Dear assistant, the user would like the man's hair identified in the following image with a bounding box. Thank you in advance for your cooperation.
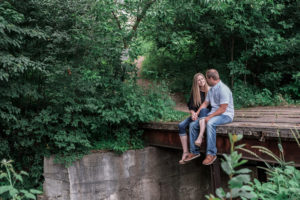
[206,69,220,80]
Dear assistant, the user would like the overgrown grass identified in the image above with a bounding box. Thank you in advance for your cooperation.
[207,131,300,200]
[233,81,298,109]
[156,109,189,122]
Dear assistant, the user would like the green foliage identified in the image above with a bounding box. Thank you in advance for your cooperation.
[206,134,257,200]
[140,0,300,103]
[141,44,197,93]
[233,81,296,108]
[252,165,300,200]
[0,159,42,200]
[280,72,300,99]
[1,0,299,193]
[207,132,300,200]
[0,0,174,189]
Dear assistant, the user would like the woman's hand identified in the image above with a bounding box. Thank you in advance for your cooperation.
[191,111,197,121]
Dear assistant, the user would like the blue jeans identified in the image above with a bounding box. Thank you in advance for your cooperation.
[178,108,210,154]
[206,115,233,156]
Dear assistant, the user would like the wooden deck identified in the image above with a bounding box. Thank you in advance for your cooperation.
[143,106,300,166]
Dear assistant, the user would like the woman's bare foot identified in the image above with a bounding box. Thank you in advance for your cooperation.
[179,152,189,164]
[195,137,203,147]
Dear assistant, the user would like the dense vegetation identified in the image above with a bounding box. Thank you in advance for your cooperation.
[140,0,300,108]
[207,133,300,200]
[0,0,299,195]
[0,0,179,191]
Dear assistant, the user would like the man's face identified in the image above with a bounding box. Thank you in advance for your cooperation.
[206,76,214,86]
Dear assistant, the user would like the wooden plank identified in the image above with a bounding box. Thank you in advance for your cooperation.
[235,113,300,116]
[142,121,178,131]
[233,118,300,123]
[235,110,300,113]
[143,122,300,139]
[219,121,300,128]
[236,106,300,110]
[217,122,300,139]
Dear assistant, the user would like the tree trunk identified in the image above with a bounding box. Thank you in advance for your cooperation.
[231,37,234,88]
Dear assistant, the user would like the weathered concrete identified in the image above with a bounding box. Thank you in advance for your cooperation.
[43,147,212,200]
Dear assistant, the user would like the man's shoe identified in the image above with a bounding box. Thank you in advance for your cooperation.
[184,153,200,162]
[202,155,217,165]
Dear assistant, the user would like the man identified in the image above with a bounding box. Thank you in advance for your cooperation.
[198,69,234,165]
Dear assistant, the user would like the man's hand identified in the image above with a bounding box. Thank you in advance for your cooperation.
[205,116,212,123]
[204,104,228,123]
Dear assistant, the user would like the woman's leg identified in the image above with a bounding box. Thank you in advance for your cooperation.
[179,135,189,160]
[178,117,192,163]
[195,119,205,146]
[195,108,210,147]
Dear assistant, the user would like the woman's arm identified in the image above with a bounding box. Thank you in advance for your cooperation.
[196,101,209,116]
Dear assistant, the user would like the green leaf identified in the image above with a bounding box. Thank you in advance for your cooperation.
[235,168,252,174]
[25,192,37,199]
[9,188,18,197]
[0,185,11,195]
[229,174,250,188]
[221,160,233,175]
[216,187,226,198]
[30,189,43,194]
[237,134,243,142]
[14,174,23,182]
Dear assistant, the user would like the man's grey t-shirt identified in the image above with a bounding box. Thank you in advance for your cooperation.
[205,81,234,120]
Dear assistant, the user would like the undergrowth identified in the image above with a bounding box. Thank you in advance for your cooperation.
[207,130,300,200]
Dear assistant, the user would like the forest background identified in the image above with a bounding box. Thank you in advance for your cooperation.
[0,0,299,192]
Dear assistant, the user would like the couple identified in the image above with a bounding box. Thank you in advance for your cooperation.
[178,69,234,165]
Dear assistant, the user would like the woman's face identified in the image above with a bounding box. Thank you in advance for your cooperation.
[197,75,206,87]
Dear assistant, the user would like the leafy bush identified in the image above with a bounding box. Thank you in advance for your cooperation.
[141,41,201,94]
[0,159,42,200]
[233,81,296,108]
[206,133,300,200]
[206,134,257,200]
[0,0,179,189]
[252,165,300,200]
[280,72,300,99]
[140,0,300,102]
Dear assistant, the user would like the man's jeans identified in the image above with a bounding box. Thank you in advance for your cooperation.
[206,115,232,156]
[178,108,210,155]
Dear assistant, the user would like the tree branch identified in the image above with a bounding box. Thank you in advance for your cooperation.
[112,11,128,48]
[111,11,122,31]
[112,0,156,49]
[127,0,156,42]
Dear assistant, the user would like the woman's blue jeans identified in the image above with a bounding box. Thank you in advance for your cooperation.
[178,108,210,155]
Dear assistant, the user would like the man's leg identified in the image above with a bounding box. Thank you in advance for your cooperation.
[189,119,200,154]
[203,115,232,165]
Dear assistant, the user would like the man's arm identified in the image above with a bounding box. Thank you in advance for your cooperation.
[196,101,209,116]
[205,104,228,123]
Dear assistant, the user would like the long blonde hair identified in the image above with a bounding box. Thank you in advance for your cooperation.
[191,73,209,107]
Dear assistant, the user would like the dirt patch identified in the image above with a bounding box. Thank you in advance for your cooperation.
[135,56,188,113]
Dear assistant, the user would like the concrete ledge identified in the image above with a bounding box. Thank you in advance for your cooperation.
[43,147,212,200]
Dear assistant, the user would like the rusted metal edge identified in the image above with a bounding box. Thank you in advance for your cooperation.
[141,122,300,139]
[143,131,300,167]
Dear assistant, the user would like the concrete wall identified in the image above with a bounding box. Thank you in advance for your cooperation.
[43,147,212,200]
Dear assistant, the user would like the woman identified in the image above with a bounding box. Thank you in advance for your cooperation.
[178,73,210,164]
